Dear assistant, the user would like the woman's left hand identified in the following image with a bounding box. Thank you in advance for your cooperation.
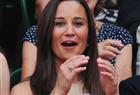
[97,57,118,95]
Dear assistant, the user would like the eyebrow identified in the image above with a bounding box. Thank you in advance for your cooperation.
[55,17,87,22]
[74,17,87,22]
[55,17,64,20]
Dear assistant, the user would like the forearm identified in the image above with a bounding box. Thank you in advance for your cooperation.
[22,41,37,80]
[115,44,132,80]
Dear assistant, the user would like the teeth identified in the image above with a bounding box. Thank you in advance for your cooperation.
[66,42,73,43]
[62,42,77,46]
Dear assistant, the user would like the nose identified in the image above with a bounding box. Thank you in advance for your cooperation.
[65,24,75,37]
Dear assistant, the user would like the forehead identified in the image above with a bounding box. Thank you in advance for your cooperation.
[56,1,87,18]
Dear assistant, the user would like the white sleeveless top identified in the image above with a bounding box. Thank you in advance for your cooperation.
[67,81,90,95]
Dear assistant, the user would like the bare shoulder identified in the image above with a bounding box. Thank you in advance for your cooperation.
[11,81,32,95]
[0,52,10,95]
[0,52,7,63]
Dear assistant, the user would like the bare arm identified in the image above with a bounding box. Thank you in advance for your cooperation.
[21,41,37,80]
[11,81,32,95]
[115,44,132,83]
[0,52,10,95]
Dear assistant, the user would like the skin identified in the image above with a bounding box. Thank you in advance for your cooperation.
[35,0,50,20]
[0,52,10,95]
[21,0,49,80]
[86,0,132,83]
[51,2,89,94]
[98,39,124,60]
[11,1,118,95]
[22,0,131,84]
[21,42,37,80]
[52,1,88,61]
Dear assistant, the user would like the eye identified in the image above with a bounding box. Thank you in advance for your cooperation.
[54,21,65,27]
[73,21,83,27]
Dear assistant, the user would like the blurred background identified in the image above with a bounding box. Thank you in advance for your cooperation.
[0,0,35,70]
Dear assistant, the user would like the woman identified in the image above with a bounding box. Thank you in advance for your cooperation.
[86,0,132,82]
[0,47,10,95]
[22,0,132,83]
[21,0,49,80]
[11,0,118,95]
[22,0,126,80]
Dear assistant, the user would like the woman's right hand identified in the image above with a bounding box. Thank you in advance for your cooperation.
[51,55,89,95]
[98,39,124,60]
[97,57,119,95]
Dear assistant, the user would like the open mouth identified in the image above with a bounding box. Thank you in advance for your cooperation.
[61,41,78,47]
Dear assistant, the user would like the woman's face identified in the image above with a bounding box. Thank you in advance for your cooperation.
[52,1,88,62]
[85,0,98,13]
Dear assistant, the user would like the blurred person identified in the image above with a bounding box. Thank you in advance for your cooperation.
[11,0,118,95]
[21,0,50,80]
[136,25,140,75]
[117,0,140,75]
[0,47,10,95]
[119,75,140,95]
[86,0,132,83]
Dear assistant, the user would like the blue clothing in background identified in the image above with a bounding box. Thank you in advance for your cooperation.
[23,25,37,45]
[23,23,133,64]
[97,23,132,64]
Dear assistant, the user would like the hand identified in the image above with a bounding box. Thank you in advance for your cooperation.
[98,39,124,60]
[97,57,118,95]
[52,55,89,95]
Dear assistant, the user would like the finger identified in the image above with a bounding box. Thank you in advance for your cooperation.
[104,45,121,55]
[64,55,86,64]
[100,71,114,80]
[71,67,86,75]
[63,55,89,66]
[98,63,115,74]
[97,57,110,65]
[69,56,89,69]
[61,65,87,81]
[65,66,87,81]
[101,50,117,58]
[103,39,124,48]
[62,56,89,71]
[61,55,87,70]
[97,58,115,73]
[60,56,89,78]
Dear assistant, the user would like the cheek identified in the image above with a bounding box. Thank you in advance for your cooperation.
[78,28,88,44]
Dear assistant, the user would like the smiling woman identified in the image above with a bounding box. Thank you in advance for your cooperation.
[11,0,118,95]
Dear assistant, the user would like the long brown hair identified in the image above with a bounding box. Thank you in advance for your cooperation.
[30,0,104,95]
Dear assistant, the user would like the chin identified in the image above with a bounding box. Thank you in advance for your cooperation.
[63,52,82,59]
